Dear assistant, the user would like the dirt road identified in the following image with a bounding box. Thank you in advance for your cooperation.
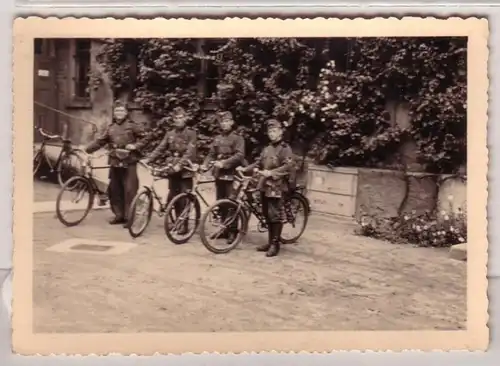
[33,202,466,333]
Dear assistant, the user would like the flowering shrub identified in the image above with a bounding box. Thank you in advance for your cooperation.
[357,196,467,247]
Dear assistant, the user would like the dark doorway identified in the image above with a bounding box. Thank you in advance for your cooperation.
[33,39,59,143]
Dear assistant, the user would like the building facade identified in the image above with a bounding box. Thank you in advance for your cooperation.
[33,38,227,145]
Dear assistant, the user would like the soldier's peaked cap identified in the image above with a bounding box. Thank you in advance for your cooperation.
[266,119,283,129]
[113,100,128,109]
[218,111,234,122]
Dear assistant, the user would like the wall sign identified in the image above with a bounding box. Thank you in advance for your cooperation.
[38,69,50,77]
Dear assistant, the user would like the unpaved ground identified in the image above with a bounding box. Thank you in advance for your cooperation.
[33,199,466,333]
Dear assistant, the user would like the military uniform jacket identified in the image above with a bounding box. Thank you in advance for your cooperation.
[85,118,147,168]
[203,131,245,181]
[149,127,197,178]
[245,141,294,198]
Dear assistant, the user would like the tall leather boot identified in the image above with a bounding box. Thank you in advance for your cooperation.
[266,222,282,257]
[256,223,272,252]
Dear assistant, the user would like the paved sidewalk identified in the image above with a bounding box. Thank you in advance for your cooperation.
[33,207,466,333]
[34,179,61,202]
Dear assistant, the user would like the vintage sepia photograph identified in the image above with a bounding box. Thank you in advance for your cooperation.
[13,18,488,354]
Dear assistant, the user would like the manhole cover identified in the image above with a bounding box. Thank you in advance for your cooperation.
[46,239,138,255]
[71,244,113,252]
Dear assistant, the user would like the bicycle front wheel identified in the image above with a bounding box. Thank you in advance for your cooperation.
[164,192,201,245]
[199,199,248,254]
[56,176,94,227]
[127,188,154,238]
[57,150,85,188]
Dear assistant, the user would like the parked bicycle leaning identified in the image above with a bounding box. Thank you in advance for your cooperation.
[84,100,148,227]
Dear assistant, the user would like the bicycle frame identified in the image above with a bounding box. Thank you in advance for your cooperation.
[80,151,112,198]
[228,169,294,231]
[191,168,215,208]
[148,175,170,215]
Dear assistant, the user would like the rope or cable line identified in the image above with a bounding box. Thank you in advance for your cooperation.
[34,100,98,132]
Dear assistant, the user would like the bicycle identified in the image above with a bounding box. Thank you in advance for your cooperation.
[55,150,116,227]
[126,161,175,238]
[199,168,311,254]
[162,160,216,244]
[33,126,86,187]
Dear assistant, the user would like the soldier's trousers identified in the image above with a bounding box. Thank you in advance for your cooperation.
[261,194,285,224]
[166,177,194,222]
[215,179,236,234]
[108,165,139,221]
[261,194,285,246]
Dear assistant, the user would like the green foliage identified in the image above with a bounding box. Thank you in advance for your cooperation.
[95,37,466,173]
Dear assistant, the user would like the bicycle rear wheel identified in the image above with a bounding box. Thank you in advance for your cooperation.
[57,150,85,188]
[56,176,94,227]
[280,192,310,244]
[127,188,154,238]
[199,199,248,254]
[33,150,43,177]
[164,192,201,244]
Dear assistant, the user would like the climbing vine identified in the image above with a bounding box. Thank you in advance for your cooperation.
[95,37,466,173]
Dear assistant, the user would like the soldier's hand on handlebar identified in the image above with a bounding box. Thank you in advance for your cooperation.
[260,169,271,177]
[214,161,223,169]
[125,144,137,151]
[173,164,182,172]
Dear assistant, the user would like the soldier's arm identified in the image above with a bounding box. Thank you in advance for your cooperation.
[147,131,169,161]
[85,127,110,154]
[202,138,217,167]
[220,135,245,169]
[270,145,294,175]
[242,150,263,173]
[180,129,197,166]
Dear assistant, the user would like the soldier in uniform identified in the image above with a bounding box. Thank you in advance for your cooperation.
[201,111,245,244]
[143,106,197,237]
[85,101,147,226]
[237,119,294,257]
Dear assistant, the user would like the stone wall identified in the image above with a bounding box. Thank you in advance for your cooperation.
[306,164,466,222]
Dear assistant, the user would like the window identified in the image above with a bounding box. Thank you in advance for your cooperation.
[205,57,222,98]
[73,39,91,100]
[198,39,226,99]
[127,51,140,98]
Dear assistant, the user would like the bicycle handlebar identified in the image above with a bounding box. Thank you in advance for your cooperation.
[139,159,201,175]
[235,168,288,181]
[36,126,61,140]
[139,160,171,174]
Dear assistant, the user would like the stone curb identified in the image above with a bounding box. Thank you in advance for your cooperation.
[34,200,110,214]
[449,243,467,261]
